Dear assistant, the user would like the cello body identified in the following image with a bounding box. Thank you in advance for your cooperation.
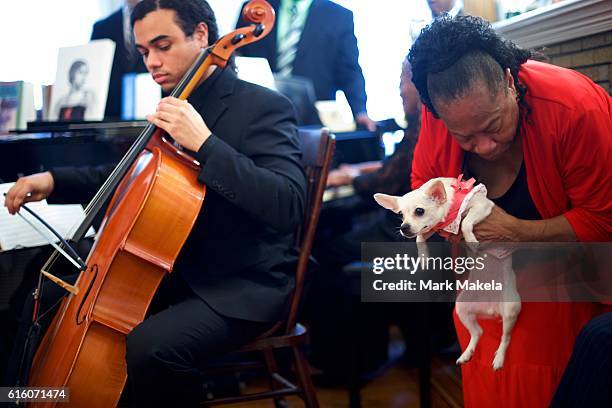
[28,135,205,407]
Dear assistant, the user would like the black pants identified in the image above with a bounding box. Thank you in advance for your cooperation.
[5,271,271,407]
[551,312,612,407]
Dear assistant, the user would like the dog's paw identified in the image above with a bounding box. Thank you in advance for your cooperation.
[416,241,429,259]
[456,350,473,365]
[492,351,505,371]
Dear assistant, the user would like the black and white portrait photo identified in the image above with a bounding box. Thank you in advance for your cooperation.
[49,40,115,121]
[51,60,98,121]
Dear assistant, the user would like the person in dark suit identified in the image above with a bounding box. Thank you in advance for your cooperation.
[91,0,147,119]
[4,1,306,406]
[235,0,376,131]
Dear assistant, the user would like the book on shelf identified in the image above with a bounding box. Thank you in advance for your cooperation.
[49,39,115,122]
[0,183,95,252]
[0,81,36,134]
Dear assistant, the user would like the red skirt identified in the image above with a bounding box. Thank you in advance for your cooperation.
[454,302,601,408]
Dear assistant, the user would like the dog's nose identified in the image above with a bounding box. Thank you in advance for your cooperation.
[400,223,411,236]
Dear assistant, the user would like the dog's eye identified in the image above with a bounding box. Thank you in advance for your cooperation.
[414,208,425,216]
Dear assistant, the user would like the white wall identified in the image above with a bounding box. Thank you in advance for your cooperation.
[339,0,431,120]
[0,1,102,85]
[208,0,245,35]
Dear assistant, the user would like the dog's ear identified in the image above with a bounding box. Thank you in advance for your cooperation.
[426,181,447,205]
[373,193,401,213]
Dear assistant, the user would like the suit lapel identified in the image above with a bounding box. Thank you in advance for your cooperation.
[294,0,323,69]
[193,67,237,131]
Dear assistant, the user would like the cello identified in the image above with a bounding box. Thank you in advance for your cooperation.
[26,2,275,406]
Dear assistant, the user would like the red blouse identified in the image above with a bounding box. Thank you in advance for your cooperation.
[412,60,611,241]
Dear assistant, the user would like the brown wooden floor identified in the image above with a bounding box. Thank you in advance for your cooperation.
[219,355,463,408]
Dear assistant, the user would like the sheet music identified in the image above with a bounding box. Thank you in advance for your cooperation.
[0,183,95,251]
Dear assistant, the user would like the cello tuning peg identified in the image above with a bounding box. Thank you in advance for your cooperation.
[253,24,265,37]
[231,33,246,45]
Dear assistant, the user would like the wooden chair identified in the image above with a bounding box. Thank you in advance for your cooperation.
[201,128,335,407]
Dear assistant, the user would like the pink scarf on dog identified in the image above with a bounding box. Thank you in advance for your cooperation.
[432,174,485,237]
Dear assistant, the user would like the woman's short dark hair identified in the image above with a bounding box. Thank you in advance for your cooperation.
[408,15,531,118]
[131,0,220,44]
[68,60,88,85]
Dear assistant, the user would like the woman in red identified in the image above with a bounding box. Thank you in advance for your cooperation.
[408,16,611,407]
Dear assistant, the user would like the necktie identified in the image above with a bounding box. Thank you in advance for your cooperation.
[276,2,301,76]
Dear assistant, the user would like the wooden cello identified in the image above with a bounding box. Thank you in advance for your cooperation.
[27,2,275,406]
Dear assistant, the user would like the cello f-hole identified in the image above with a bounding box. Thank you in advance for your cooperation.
[76,264,98,325]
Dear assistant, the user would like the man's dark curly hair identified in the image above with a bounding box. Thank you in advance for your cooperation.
[131,0,220,44]
[408,15,531,118]
[130,0,239,71]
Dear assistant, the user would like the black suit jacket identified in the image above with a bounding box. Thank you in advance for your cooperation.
[91,9,147,119]
[236,0,367,117]
[50,67,307,323]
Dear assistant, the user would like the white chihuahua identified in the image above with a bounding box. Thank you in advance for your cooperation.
[374,175,521,370]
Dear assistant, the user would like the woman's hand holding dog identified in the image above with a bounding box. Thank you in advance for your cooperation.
[472,205,520,241]
[451,205,576,242]
[447,205,520,243]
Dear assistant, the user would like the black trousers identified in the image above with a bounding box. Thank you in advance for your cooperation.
[5,271,271,408]
[551,311,612,407]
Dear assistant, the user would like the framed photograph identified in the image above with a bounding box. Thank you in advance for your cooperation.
[49,39,115,121]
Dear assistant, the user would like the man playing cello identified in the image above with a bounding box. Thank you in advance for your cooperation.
[4,1,306,406]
